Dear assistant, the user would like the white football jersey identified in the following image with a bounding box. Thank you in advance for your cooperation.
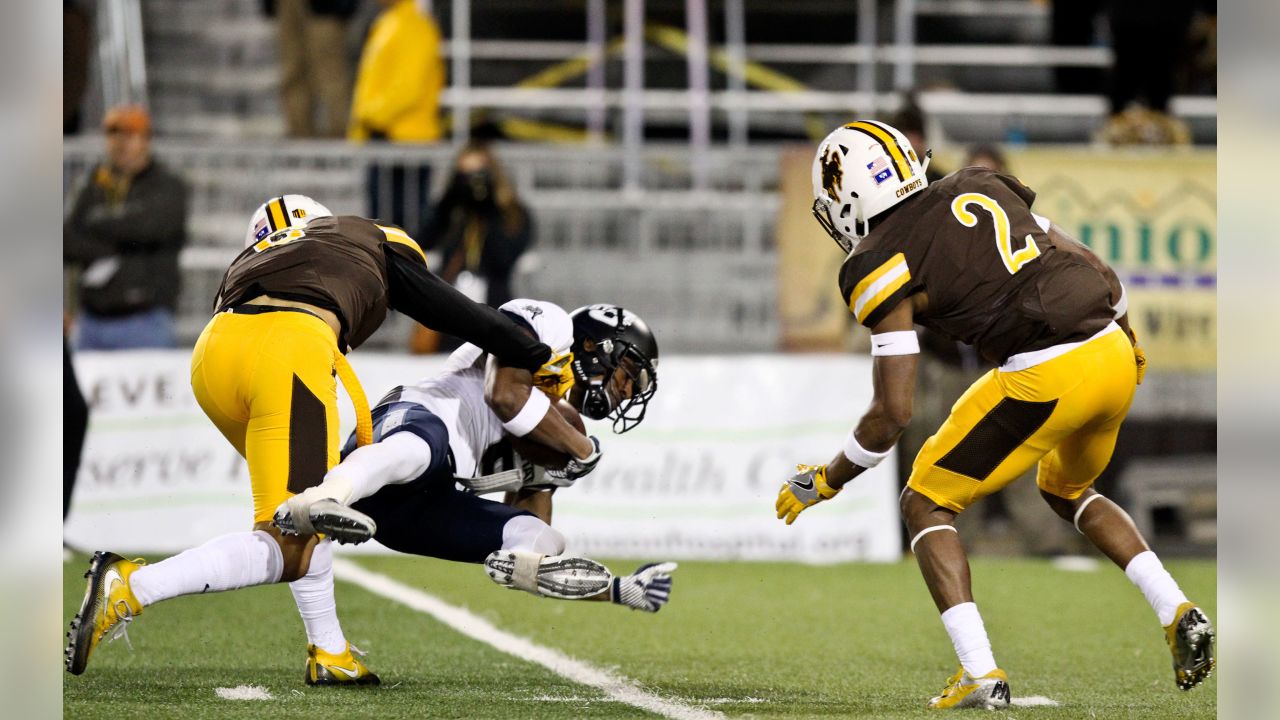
[397,299,573,477]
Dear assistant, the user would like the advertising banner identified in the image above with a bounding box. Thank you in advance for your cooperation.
[65,351,901,563]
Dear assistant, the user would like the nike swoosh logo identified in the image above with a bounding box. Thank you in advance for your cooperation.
[328,664,361,679]
[792,478,814,491]
[103,567,123,592]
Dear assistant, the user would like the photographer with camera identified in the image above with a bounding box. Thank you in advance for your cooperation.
[411,142,533,353]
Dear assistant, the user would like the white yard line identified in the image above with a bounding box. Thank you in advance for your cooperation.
[214,685,273,700]
[333,558,724,720]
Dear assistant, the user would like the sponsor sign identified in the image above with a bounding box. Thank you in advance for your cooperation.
[65,351,900,563]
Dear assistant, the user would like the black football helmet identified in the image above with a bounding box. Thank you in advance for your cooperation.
[569,304,659,434]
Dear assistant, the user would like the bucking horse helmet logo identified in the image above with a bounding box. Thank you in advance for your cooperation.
[820,146,843,198]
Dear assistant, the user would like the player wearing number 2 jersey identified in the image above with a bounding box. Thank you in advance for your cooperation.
[67,195,560,686]
[775,122,1213,709]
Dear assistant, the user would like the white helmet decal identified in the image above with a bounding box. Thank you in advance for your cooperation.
[244,194,333,248]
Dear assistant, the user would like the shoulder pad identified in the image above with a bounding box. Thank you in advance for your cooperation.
[839,248,914,328]
[375,222,427,264]
[953,167,1037,208]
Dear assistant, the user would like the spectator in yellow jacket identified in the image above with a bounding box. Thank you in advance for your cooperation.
[348,0,444,142]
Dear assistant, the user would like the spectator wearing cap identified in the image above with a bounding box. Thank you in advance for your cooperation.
[64,106,190,350]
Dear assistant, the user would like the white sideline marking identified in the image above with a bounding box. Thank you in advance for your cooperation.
[215,685,273,701]
[333,558,723,720]
[1012,696,1060,707]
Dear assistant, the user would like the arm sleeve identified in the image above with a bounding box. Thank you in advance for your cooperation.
[385,246,552,372]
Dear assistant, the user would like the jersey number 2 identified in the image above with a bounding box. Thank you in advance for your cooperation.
[950,193,1041,275]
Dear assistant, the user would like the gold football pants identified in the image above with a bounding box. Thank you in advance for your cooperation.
[907,328,1137,513]
[191,307,367,524]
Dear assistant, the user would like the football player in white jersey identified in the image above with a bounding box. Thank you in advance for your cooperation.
[273,300,671,674]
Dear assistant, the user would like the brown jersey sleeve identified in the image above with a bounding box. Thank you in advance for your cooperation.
[838,248,919,329]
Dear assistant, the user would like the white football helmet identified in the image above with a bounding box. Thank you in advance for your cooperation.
[811,120,931,253]
[244,194,333,247]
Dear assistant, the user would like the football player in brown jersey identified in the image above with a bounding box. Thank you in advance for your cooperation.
[66,195,593,685]
[776,122,1213,708]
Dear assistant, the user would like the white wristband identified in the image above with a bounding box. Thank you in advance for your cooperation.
[843,429,893,468]
[870,330,920,357]
[501,389,551,437]
[1112,284,1128,319]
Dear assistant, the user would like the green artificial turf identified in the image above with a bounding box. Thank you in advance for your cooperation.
[64,553,1216,719]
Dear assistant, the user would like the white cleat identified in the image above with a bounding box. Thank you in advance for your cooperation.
[484,550,613,599]
[273,496,376,545]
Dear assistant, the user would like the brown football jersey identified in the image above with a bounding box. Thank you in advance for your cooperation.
[838,167,1114,365]
[215,215,427,350]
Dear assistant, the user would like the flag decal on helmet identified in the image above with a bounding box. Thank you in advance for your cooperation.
[843,121,911,182]
[820,147,843,198]
[867,156,893,186]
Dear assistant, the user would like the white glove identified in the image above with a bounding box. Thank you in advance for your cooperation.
[610,562,677,613]
[541,436,603,487]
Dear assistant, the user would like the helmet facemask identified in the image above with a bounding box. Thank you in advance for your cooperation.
[574,340,658,434]
[605,346,657,434]
[812,195,857,254]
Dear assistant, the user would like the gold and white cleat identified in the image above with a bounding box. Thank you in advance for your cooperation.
[1165,602,1214,690]
[65,551,145,675]
[305,643,381,686]
[927,667,1011,710]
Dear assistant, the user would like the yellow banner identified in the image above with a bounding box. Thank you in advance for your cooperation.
[777,147,1217,370]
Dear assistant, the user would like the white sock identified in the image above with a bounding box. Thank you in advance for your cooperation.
[318,431,433,505]
[501,515,566,555]
[1124,550,1189,626]
[289,539,347,654]
[940,602,998,677]
[130,530,283,607]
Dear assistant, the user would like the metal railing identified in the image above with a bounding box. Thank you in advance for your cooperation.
[63,138,782,353]
[96,0,149,109]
